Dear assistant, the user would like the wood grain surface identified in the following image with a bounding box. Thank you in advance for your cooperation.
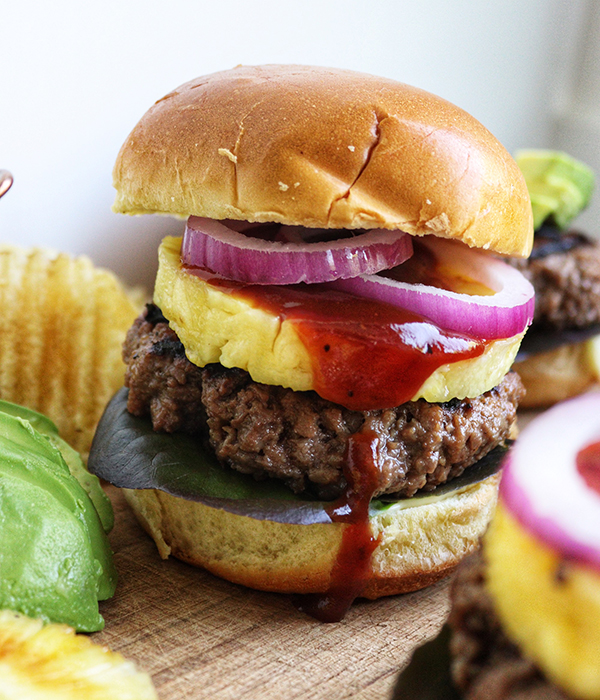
[95,486,451,700]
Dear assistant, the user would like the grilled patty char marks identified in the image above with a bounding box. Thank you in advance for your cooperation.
[123,305,523,500]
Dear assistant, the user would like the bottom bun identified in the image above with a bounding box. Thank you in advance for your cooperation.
[513,338,600,409]
[123,473,500,599]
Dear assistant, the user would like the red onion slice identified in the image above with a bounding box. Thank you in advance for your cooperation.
[182,217,413,285]
[501,392,600,570]
[328,237,535,339]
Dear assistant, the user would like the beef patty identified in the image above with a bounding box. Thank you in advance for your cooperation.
[509,230,600,330]
[448,552,569,700]
[123,305,523,500]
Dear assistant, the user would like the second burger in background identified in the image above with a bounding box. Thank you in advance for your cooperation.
[90,65,534,620]
[512,150,600,407]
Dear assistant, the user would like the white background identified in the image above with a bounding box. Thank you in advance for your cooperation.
[0,0,598,288]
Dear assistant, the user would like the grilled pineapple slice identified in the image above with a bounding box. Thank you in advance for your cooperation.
[485,504,600,700]
[155,236,523,403]
[0,610,157,699]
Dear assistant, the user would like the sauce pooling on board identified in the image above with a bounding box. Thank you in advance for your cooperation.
[577,440,600,497]
[293,431,381,622]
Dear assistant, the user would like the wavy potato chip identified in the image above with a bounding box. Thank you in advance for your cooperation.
[0,609,157,699]
[0,245,143,456]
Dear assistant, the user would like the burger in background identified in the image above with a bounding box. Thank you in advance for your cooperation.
[393,393,600,699]
[511,150,600,407]
[89,65,534,620]
[449,393,600,699]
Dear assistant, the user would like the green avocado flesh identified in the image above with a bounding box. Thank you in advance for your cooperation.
[0,402,117,632]
[0,400,114,532]
[516,149,595,230]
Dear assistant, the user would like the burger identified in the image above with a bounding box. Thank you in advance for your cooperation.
[510,150,600,407]
[447,392,600,699]
[393,393,600,698]
[89,65,534,620]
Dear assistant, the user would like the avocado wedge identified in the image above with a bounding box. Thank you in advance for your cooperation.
[0,400,113,532]
[516,149,595,230]
[0,405,117,631]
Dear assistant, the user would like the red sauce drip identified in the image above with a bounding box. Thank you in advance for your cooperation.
[576,440,600,497]
[293,431,382,622]
[227,282,485,411]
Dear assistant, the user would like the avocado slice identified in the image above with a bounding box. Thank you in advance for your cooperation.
[48,436,115,534]
[0,400,114,533]
[515,149,595,230]
[0,400,58,435]
[0,410,118,630]
[0,417,117,601]
[0,474,106,632]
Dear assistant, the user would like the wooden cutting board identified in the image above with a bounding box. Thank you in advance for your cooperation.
[95,486,450,699]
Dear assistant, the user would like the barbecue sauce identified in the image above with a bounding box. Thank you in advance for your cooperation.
[293,431,381,622]
[577,440,600,497]
[231,282,485,411]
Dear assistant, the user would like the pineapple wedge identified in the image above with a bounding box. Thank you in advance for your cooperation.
[0,609,157,700]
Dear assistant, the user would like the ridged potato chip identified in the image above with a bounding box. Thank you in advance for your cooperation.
[0,245,143,456]
[0,609,157,699]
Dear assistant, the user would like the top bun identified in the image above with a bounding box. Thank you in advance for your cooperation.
[113,65,533,257]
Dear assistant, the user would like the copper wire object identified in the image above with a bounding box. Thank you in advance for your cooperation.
[0,170,13,199]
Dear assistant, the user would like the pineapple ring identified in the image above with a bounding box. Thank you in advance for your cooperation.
[154,236,524,404]
[0,609,157,699]
[586,333,600,380]
[485,503,600,700]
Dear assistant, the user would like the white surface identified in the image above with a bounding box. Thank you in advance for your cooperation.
[0,0,585,288]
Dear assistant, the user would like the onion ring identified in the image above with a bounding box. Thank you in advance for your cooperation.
[182,217,413,285]
[501,392,600,569]
[328,237,535,339]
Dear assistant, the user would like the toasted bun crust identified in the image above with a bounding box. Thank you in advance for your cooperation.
[123,473,500,599]
[113,65,533,257]
[514,340,600,408]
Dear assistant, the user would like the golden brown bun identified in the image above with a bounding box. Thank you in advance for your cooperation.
[113,65,533,257]
[123,472,500,599]
[514,340,600,408]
